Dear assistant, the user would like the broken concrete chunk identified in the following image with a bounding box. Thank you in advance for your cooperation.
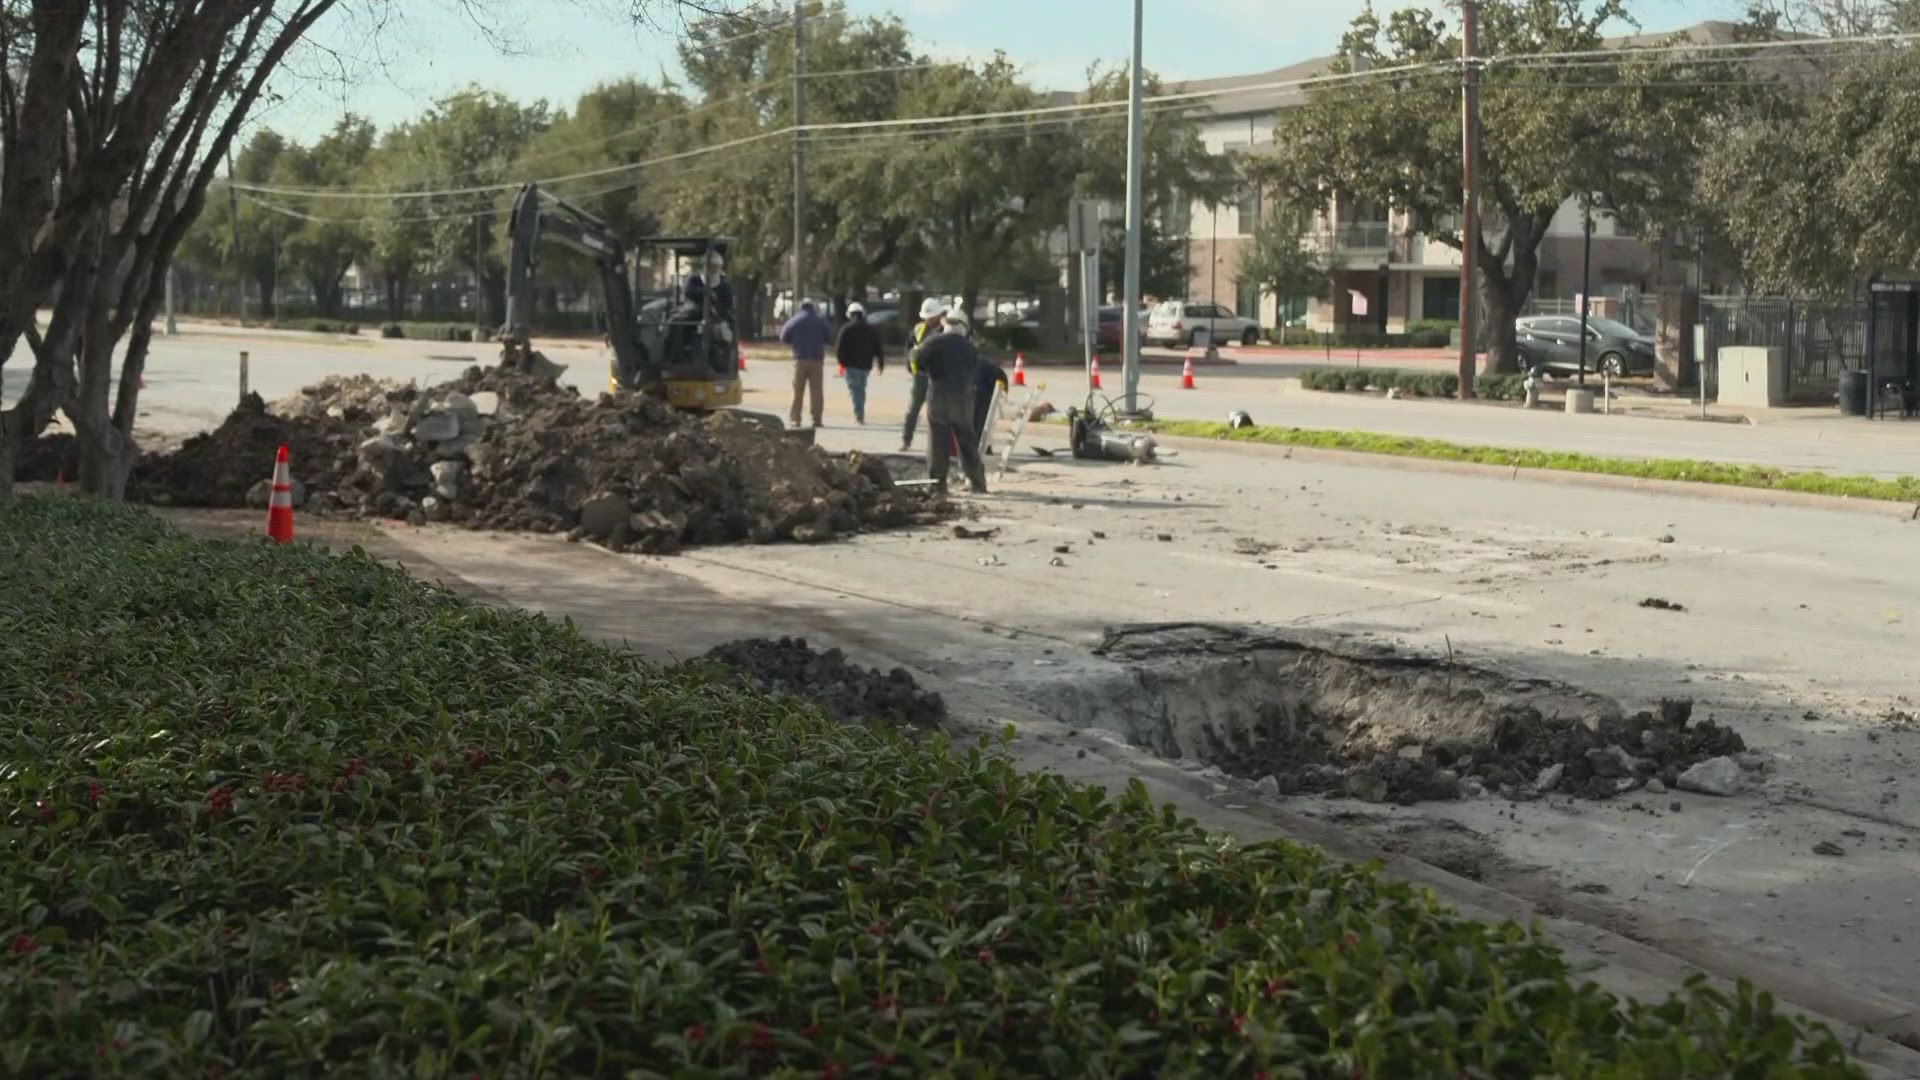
[1675,755,1745,796]
[1646,777,1668,794]
[429,460,466,500]
[468,391,501,417]
[1534,762,1566,793]
[1586,744,1643,779]
[1252,775,1281,798]
[1813,840,1846,857]
[412,410,461,442]
[1734,750,1777,774]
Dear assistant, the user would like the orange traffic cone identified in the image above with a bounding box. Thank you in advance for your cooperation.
[738,348,748,372]
[1089,355,1103,390]
[1012,353,1026,386]
[1181,354,1197,390]
[836,362,846,378]
[265,444,294,544]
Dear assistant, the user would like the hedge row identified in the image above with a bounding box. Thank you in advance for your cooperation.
[1300,366,1529,401]
[0,498,1862,1077]
[1269,328,1453,349]
[379,321,491,342]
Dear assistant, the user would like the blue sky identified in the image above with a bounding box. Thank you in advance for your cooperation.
[259,0,1747,141]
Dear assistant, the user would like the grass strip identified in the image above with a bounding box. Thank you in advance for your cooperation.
[1149,419,1920,503]
[0,497,1864,1077]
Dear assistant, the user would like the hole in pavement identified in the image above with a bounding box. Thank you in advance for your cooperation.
[1026,624,1750,804]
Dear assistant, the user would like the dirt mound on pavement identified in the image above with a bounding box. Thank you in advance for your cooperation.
[691,637,947,729]
[270,374,411,423]
[131,393,356,508]
[140,363,941,551]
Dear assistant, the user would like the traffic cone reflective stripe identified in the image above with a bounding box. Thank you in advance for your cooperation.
[1012,353,1026,386]
[1181,354,1196,390]
[1089,355,1103,390]
[265,444,294,544]
[738,348,748,371]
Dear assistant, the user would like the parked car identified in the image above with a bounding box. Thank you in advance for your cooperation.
[1146,300,1261,347]
[1514,314,1656,376]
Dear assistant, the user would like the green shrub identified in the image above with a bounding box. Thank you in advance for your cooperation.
[278,319,357,335]
[979,324,1040,352]
[1476,373,1529,401]
[380,322,404,339]
[392,322,486,343]
[1406,318,1458,338]
[0,499,1864,1078]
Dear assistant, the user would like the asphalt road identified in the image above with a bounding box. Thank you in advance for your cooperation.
[12,322,1920,479]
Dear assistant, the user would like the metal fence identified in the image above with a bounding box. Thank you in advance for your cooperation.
[1521,295,1656,334]
[1698,295,1866,404]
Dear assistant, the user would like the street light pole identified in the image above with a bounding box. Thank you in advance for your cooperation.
[792,0,807,311]
[1578,196,1593,386]
[1120,0,1146,414]
[1456,0,1480,398]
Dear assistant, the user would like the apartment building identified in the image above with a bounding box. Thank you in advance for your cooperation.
[1179,22,1735,334]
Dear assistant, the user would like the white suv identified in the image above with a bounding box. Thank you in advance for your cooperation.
[1146,301,1261,347]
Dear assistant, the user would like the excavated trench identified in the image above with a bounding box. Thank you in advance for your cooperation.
[1024,624,1747,804]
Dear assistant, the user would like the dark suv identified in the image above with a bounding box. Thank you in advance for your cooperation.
[1515,314,1656,376]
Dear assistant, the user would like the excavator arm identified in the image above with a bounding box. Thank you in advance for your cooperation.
[501,182,648,384]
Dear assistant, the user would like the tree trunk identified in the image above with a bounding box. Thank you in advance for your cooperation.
[252,264,277,319]
[960,287,981,330]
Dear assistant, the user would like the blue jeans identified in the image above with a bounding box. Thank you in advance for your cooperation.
[844,366,871,422]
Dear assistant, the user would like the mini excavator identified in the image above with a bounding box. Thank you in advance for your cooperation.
[499,182,780,424]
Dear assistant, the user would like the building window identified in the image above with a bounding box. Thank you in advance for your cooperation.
[1421,275,1461,321]
[1236,188,1261,236]
[1235,278,1261,321]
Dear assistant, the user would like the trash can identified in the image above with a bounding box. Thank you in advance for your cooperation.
[1839,369,1870,416]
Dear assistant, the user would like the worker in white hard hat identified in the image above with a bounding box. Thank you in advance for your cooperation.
[912,311,988,494]
[834,301,885,424]
[901,296,948,450]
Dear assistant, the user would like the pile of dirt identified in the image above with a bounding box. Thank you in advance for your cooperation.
[138,363,940,551]
[691,637,946,729]
[1046,624,1751,805]
[131,393,358,509]
[269,374,411,423]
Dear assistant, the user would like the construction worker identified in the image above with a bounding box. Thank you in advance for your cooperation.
[900,297,945,451]
[779,300,831,428]
[835,302,885,424]
[913,315,988,494]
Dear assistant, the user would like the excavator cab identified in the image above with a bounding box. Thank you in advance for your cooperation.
[626,236,741,408]
[499,183,744,411]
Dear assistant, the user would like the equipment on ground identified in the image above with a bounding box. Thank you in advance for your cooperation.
[1067,395,1158,463]
[501,182,764,418]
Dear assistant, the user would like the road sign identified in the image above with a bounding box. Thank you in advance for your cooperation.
[1067,200,1101,253]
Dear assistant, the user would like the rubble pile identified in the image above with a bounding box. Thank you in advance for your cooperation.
[139,364,938,552]
[691,637,947,730]
[269,374,411,423]
[131,394,357,509]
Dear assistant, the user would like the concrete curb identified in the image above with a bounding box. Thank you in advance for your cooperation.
[1150,431,1920,520]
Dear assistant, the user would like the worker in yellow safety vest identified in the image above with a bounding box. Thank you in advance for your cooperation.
[900,297,946,450]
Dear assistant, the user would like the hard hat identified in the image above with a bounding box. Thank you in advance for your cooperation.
[918,297,950,319]
[847,302,866,316]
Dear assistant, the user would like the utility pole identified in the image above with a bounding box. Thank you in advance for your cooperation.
[1456,0,1480,399]
[791,0,807,312]
[1578,197,1593,386]
[1120,0,1146,414]
[473,214,485,340]
[226,146,246,322]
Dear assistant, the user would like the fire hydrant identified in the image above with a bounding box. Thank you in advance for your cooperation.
[1523,365,1544,409]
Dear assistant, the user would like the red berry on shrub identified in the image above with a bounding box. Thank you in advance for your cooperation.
[800,1023,822,1039]
[35,801,53,823]
[10,933,39,956]
[685,1024,706,1045]
[976,947,994,964]
[86,782,101,807]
